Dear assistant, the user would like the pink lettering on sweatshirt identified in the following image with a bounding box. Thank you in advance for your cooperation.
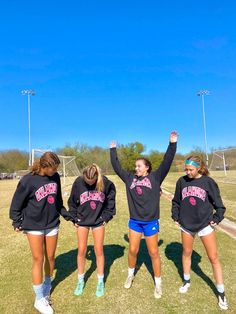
[182,186,206,201]
[35,183,58,201]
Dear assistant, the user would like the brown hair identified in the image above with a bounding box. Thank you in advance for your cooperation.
[185,155,209,176]
[136,157,152,173]
[83,163,104,192]
[31,152,60,175]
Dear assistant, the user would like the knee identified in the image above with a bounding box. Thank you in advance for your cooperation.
[129,246,138,257]
[183,249,192,258]
[46,254,55,264]
[32,255,44,265]
[94,247,104,258]
[209,254,219,265]
[148,249,159,259]
[78,247,87,258]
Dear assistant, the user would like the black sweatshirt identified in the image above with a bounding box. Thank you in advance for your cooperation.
[171,175,226,232]
[9,172,72,230]
[110,142,176,221]
[67,176,116,227]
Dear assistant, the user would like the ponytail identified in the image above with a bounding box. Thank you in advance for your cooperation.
[185,156,209,176]
[83,163,104,192]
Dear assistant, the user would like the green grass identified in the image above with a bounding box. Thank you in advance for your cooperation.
[162,171,236,223]
[0,176,236,313]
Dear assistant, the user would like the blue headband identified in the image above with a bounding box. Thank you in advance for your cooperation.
[185,160,200,167]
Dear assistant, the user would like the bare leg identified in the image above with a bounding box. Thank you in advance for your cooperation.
[92,225,105,276]
[128,229,142,268]
[77,227,89,274]
[44,235,58,277]
[181,231,194,276]
[27,234,45,285]
[200,231,223,285]
[145,233,160,277]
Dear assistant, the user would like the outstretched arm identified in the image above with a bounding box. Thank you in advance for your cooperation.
[153,131,178,183]
[110,141,130,182]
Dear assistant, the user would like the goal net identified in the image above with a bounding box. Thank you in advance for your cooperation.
[32,149,81,194]
[209,148,236,183]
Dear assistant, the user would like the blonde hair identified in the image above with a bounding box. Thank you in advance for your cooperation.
[31,152,60,175]
[185,156,209,176]
[83,163,104,192]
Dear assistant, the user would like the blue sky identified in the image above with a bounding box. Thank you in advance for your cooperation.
[0,0,235,154]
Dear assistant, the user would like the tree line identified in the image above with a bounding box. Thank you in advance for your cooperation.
[0,143,210,174]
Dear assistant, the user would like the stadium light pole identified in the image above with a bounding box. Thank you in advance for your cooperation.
[197,89,210,166]
[21,89,36,167]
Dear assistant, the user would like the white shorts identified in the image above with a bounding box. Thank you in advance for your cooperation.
[180,224,214,237]
[25,227,59,236]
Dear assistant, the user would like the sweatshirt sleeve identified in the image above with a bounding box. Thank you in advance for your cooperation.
[153,142,177,184]
[171,179,181,222]
[56,174,74,222]
[9,179,30,229]
[208,179,226,224]
[67,180,80,223]
[100,181,116,223]
[110,147,130,182]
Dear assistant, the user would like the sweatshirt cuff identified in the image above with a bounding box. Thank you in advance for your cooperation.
[212,214,222,224]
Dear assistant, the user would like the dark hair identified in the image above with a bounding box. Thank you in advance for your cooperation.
[185,156,209,176]
[83,163,104,192]
[31,152,60,175]
[136,157,152,173]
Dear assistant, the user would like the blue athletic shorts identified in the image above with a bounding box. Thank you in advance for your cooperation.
[128,219,160,236]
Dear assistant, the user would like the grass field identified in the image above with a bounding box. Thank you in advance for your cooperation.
[0,176,236,314]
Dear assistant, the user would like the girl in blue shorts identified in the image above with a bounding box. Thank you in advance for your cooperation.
[110,131,178,298]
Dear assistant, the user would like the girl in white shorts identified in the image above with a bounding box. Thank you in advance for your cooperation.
[172,156,228,311]
[10,152,72,314]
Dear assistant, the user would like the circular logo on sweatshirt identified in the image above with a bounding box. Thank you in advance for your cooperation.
[90,201,97,210]
[136,186,143,195]
[189,197,196,206]
[47,195,55,204]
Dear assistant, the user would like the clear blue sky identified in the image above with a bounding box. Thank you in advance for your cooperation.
[0,0,235,154]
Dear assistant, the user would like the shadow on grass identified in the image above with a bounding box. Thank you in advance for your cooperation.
[124,233,164,280]
[165,241,218,296]
[51,244,125,293]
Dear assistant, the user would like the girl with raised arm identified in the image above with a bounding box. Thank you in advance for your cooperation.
[110,132,177,298]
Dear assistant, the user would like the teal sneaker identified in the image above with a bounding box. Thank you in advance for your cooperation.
[74,280,84,296]
[96,281,105,297]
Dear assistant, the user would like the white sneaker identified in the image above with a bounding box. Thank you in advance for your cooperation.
[154,284,162,299]
[218,293,228,310]
[34,297,54,314]
[124,275,134,289]
[179,280,190,293]
[44,295,52,305]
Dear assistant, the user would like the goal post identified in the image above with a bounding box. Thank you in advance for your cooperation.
[209,147,236,177]
[31,149,81,187]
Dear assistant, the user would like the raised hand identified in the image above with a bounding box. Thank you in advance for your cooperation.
[170,131,178,143]
[109,141,117,148]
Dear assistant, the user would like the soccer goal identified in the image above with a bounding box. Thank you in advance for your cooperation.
[209,148,236,183]
[32,149,81,188]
